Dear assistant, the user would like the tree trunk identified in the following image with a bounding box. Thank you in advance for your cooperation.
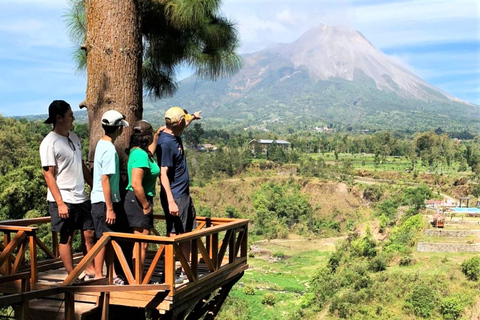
[84,0,143,177]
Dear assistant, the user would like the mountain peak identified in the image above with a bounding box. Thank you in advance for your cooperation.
[152,24,478,132]
[277,24,451,102]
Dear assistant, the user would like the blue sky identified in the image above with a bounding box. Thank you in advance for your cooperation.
[0,0,478,116]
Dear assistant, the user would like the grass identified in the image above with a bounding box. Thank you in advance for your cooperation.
[309,152,471,177]
[218,237,336,319]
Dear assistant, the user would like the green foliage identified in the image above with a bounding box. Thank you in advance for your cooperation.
[403,283,437,318]
[374,199,398,221]
[272,251,285,259]
[0,117,57,221]
[197,206,212,217]
[188,147,253,182]
[252,180,315,237]
[243,285,255,295]
[378,214,389,233]
[261,293,276,306]
[384,214,423,253]
[368,253,389,272]
[310,267,341,308]
[461,257,480,281]
[440,296,464,320]
[362,185,385,202]
[225,205,240,218]
[401,185,432,211]
[399,255,415,266]
[217,296,252,320]
[350,235,377,258]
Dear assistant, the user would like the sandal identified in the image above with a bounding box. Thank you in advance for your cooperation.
[113,275,125,285]
[76,272,95,283]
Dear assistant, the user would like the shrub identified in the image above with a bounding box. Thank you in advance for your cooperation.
[225,206,241,218]
[440,296,464,320]
[399,255,415,266]
[351,235,377,258]
[272,251,285,259]
[243,285,255,295]
[261,293,276,306]
[368,254,389,272]
[404,283,437,318]
[374,199,399,220]
[363,185,385,202]
[461,257,480,281]
[309,267,341,307]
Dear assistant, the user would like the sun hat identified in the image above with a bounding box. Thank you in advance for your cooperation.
[101,110,129,127]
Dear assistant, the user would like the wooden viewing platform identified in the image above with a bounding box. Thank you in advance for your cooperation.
[0,215,249,319]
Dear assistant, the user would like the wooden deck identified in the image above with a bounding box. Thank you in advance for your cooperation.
[0,216,249,319]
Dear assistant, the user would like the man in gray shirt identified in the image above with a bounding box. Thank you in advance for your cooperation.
[40,100,95,278]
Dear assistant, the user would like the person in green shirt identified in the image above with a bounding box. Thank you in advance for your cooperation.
[124,120,162,267]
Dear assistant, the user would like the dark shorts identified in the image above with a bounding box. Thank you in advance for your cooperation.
[91,201,131,238]
[162,195,197,235]
[48,200,94,233]
[124,190,154,229]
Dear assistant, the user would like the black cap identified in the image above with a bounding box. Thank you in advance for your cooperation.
[44,100,71,124]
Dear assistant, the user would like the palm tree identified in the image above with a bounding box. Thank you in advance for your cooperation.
[66,0,241,167]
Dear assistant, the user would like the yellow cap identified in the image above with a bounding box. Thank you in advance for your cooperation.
[165,106,194,124]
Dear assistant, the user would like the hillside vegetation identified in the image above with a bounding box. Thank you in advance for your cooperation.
[3,115,480,319]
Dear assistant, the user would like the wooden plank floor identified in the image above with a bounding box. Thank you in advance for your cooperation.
[23,257,234,314]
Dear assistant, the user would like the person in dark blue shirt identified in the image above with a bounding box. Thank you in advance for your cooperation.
[156,107,201,283]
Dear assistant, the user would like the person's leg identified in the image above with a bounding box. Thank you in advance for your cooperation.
[132,227,150,278]
[133,227,150,264]
[81,229,96,276]
[59,230,75,274]
[91,202,106,279]
[176,195,197,265]
[49,202,76,275]
[78,201,96,276]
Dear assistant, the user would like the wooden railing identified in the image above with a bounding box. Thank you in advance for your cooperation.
[0,217,59,284]
[0,216,249,295]
[62,217,249,296]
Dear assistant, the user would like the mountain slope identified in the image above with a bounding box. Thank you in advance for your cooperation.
[145,24,480,132]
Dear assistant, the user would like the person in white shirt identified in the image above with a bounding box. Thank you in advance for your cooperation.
[39,100,96,278]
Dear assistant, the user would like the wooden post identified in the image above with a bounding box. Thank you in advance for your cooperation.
[4,231,11,274]
[13,302,29,320]
[229,231,235,264]
[241,226,248,257]
[65,292,75,320]
[211,233,218,270]
[29,233,38,284]
[165,244,175,295]
[14,276,30,320]
[134,242,142,284]
[191,239,198,281]
[101,292,110,320]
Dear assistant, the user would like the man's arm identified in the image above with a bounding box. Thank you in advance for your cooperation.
[82,161,93,187]
[101,174,115,224]
[148,126,166,155]
[131,168,151,215]
[42,166,69,218]
[185,111,201,127]
[160,166,179,216]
